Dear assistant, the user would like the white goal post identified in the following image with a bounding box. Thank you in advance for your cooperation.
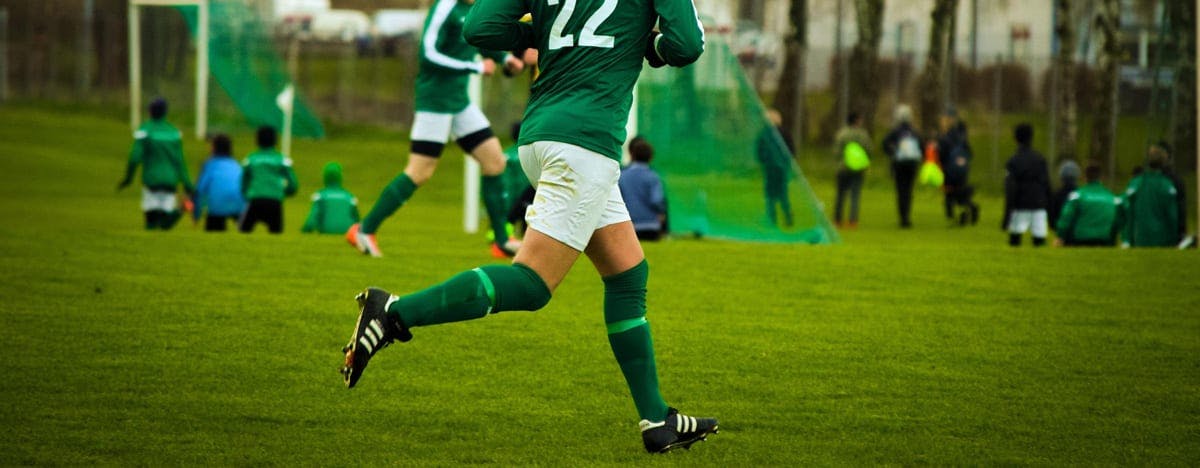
[128,0,209,139]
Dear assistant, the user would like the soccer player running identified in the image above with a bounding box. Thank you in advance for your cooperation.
[340,0,716,454]
[346,0,526,258]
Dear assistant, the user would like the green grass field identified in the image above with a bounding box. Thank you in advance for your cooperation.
[1,104,1197,465]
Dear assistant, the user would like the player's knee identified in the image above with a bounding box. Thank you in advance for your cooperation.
[457,128,494,154]
[479,263,551,312]
[602,260,649,324]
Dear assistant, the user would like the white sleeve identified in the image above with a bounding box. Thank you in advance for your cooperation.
[423,0,484,73]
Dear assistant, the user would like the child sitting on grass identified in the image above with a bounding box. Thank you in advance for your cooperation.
[302,162,360,234]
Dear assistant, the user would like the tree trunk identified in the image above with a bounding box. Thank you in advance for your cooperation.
[821,0,885,139]
[918,0,956,135]
[1089,0,1119,178]
[1169,0,1196,172]
[1053,0,1078,165]
[773,0,808,147]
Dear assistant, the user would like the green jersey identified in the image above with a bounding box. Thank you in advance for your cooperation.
[416,0,508,113]
[1056,182,1123,245]
[123,119,194,192]
[1122,170,1180,247]
[302,162,359,234]
[465,0,705,160]
[241,149,299,201]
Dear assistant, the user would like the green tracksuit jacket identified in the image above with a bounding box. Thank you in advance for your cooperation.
[302,163,359,234]
[1122,170,1180,247]
[1055,182,1123,245]
[122,119,194,192]
[241,149,299,201]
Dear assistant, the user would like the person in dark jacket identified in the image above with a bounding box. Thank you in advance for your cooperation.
[756,109,794,227]
[1003,123,1052,246]
[619,139,668,240]
[936,107,978,225]
[1122,149,1181,247]
[1047,160,1080,232]
[1150,141,1189,241]
[881,104,922,228]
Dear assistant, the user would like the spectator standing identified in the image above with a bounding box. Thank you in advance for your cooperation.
[756,109,794,227]
[193,134,246,232]
[881,104,922,228]
[833,112,871,228]
[937,107,979,225]
[1003,123,1052,247]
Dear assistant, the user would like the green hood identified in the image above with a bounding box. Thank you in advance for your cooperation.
[323,162,343,187]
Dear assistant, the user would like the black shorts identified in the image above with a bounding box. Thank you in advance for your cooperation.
[239,198,283,234]
[205,214,239,232]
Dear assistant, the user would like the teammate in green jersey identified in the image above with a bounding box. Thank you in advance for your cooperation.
[117,98,195,230]
[346,0,526,258]
[340,0,717,454]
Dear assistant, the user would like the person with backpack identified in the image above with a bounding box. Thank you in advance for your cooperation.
[936,107,979,225]
[834,111,871,228]
[881,104,922,228]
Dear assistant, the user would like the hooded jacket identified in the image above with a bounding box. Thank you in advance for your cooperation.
[302,162,359,234]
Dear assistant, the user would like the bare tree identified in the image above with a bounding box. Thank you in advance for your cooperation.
[1089,0,1119,178]
[917,0,957,135]
[1168,0,1196,171]
[821,0,886,138]
[773,0,808,148]
[1052,0,1078,165]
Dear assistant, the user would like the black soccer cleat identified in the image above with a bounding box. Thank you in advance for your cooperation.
[639,407,719,454]
[340,287,412,388]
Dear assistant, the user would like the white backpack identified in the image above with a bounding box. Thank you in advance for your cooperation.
[896,134,922,162]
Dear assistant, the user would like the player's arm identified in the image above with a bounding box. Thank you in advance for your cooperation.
[118,131,146,190]
[301,194,320,233]
[424,2,489,74]
[646,0,705,68]
[283,160,299,197]
[1056,193,1079,239]
[463,0,535,52]
[171,140,195,195]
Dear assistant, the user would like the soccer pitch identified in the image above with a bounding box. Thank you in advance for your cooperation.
[0,104,1197,465]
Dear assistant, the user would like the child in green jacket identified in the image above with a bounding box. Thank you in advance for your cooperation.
[117,98,195,230]
[238,126,298,234]
[302,162,360,234]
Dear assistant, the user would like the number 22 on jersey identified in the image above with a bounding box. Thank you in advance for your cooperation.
[547,0,617,50]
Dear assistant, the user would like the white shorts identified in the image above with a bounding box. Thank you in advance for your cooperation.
[1008,209,1048,238]
[518,141,631,251]
[141,187,177,212]
[410,105,491,144]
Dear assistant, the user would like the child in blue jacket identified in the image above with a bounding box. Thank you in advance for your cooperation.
[193,134,246,231]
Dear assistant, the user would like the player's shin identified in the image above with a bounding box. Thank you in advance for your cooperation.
[603,260,670,422]
[387,263,550,328]
[361,174,417,234]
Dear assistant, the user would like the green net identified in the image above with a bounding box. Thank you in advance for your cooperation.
[175,1,324,138]
[636,40,837,244]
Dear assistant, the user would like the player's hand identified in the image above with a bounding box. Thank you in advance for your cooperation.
[645,31,666,68]
[503,55,525,76]
[522,48,539,66]
[481,59,496,76]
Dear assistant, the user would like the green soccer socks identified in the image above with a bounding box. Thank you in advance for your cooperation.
[603,260,670,422]
[387,263,550,328]
[361,174,417,234]
[481,174,509,246]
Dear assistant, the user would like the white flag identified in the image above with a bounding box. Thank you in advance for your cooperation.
[276,84,295,113]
